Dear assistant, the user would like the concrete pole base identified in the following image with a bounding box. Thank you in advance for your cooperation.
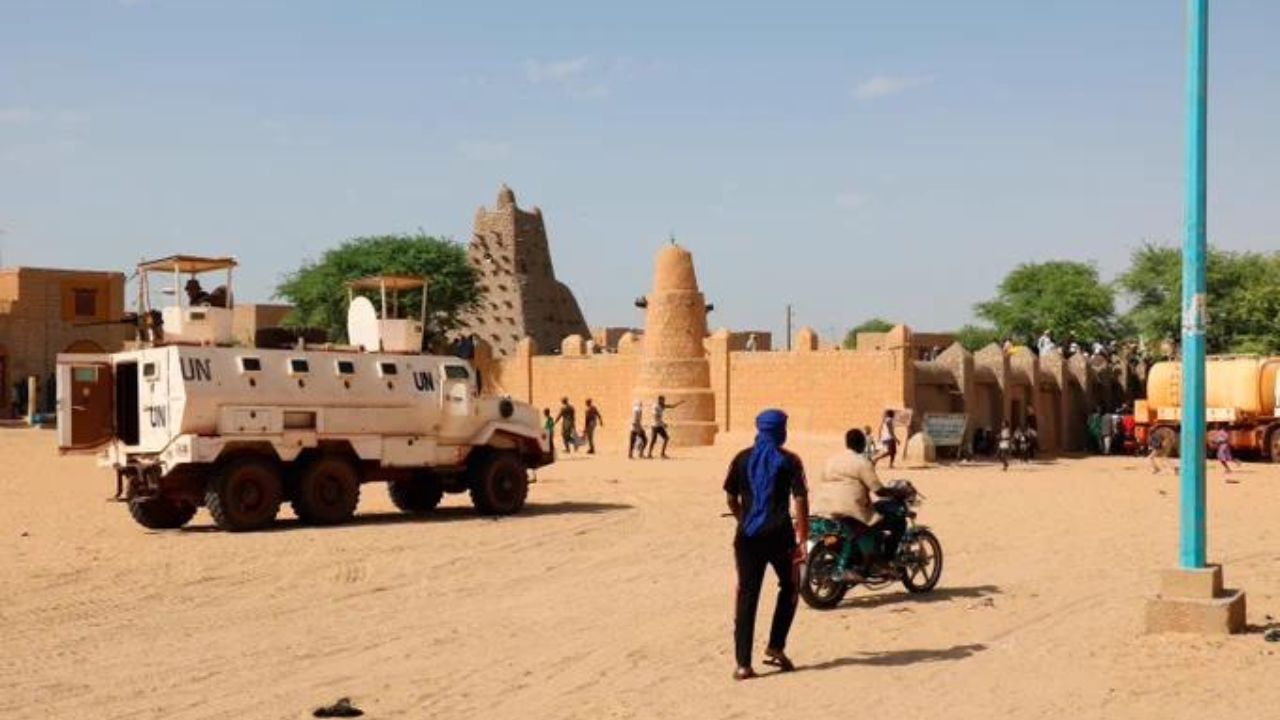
[1145,564,1246,634]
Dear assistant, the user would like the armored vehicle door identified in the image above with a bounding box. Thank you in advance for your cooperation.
[441,363,474,419]
[56,355,114,452]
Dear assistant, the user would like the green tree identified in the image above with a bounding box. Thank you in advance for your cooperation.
[275,233,481,344]
[954,324,1000,352]
[1118,242,1280,355]
[975,261,1116,345]
[842,317,895,349]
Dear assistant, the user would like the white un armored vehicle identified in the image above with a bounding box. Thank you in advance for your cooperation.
[57,255,552,532]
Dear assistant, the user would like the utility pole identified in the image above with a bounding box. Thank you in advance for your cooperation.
[785,304,793,351]
[1179,0,1208,571]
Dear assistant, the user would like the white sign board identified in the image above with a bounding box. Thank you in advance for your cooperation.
[923,413,968,447]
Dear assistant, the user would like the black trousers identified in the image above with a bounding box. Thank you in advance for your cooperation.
[649,426,670,456]
[733,529,798,668]
[585,424,597,453]
[628,428,647,457]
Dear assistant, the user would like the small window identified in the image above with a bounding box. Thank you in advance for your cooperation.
[142,362,157,378]
[72,367,98,383]
[379,362,398,376]
[289,359,310,374]
[189,310,207,321]
[336,360,356,375]
[444,365,471,380]
[240,357,262,372]
[73,289,98,318]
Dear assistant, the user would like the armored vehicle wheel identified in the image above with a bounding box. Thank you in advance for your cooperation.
[292,456,361,525]
[127,496,197,530]
[206,456,283,532]
[468,452,529,516]
[388,474,444,514]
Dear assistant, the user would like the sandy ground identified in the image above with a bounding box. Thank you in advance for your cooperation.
[4,429,1280,719]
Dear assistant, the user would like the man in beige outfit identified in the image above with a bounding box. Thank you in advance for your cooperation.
[814,428,884,582]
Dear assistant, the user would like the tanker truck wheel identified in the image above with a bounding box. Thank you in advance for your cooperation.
[206,456,283,532]
[388,473,444,514]
[468,452,529,516]
[1151,426,1179,458]
[127,496,197,530]
[292,456,362,526]
[1268,427,1280,463]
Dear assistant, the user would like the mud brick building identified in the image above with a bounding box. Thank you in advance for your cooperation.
[0,267,131,416]
[461,185,590,358]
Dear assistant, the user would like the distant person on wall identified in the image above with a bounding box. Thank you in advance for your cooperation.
[745,333,758,352]
[584,399,603,455]
[997,421,1012,471]
[1037,330,1055,356]
[724,409,808,681]
[647,395,683,459]
[555,397,578,454]
[628,401,648,459]
[873,410,899,469]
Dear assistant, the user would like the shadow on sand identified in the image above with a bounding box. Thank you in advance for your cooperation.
[178,500,634,534]
[805,643,988,671]
[840,584,1003,610]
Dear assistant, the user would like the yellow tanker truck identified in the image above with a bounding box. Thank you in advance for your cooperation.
[1134,356,1280,460]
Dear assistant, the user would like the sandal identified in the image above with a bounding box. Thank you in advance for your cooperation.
[733,666,755,681]
[762,649,795,672]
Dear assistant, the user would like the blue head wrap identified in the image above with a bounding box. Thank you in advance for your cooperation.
[742,409,788,537]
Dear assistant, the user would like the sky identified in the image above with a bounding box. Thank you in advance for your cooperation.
[3,1,1280,342]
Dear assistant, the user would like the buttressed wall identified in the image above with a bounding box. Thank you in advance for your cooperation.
[462,185,590,358]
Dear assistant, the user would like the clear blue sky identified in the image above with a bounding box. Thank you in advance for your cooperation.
[3,1,1279,341]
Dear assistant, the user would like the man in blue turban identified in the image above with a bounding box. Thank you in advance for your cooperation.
[723,409,809,680]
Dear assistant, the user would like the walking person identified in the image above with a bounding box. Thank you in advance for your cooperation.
[542,408,555,446]
[873,410,899,469]
[1100,410,1115,455]
[1212,427,1239,474]
[997,421,1012,471]
[1026,407,1039,460]
[647,395,683,459]
[723,409,808,681]
[554,397,578,454]
[583,399,603,455]
[628,401,648,459]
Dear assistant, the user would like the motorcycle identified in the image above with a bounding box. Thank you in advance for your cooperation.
[800,479,943,609]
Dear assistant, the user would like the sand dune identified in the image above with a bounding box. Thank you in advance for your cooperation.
[3,428,1280,719]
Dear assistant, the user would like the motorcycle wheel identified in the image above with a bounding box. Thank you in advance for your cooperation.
[800,544,848,609]
[900,529,944,594]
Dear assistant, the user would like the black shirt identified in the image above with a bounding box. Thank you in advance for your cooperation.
[722,447,807,538]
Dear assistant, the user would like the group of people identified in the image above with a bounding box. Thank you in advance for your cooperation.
[541,395,683,459]
[1086,406,1135,456]
[722,408,906,680]
[967,409,1040,471]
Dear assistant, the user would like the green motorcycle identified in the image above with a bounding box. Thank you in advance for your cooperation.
[800,480,943,609]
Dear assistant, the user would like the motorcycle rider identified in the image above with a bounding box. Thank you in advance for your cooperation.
[816,428,884,582]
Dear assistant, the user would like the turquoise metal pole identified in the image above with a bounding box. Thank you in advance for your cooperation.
[1179,0,1208,570]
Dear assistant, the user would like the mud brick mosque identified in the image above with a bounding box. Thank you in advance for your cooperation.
[465,185,1138,454]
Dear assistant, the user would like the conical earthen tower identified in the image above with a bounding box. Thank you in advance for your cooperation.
[633,243,717,446]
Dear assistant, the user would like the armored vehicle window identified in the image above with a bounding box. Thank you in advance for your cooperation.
[336,360,356,375]
[444,365,470,380]
[289,359,310,374]
[379,362,398,376]
[240,357,262,372]
[142,362,157,378]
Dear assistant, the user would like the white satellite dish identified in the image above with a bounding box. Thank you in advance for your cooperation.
[347,296,381,351]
